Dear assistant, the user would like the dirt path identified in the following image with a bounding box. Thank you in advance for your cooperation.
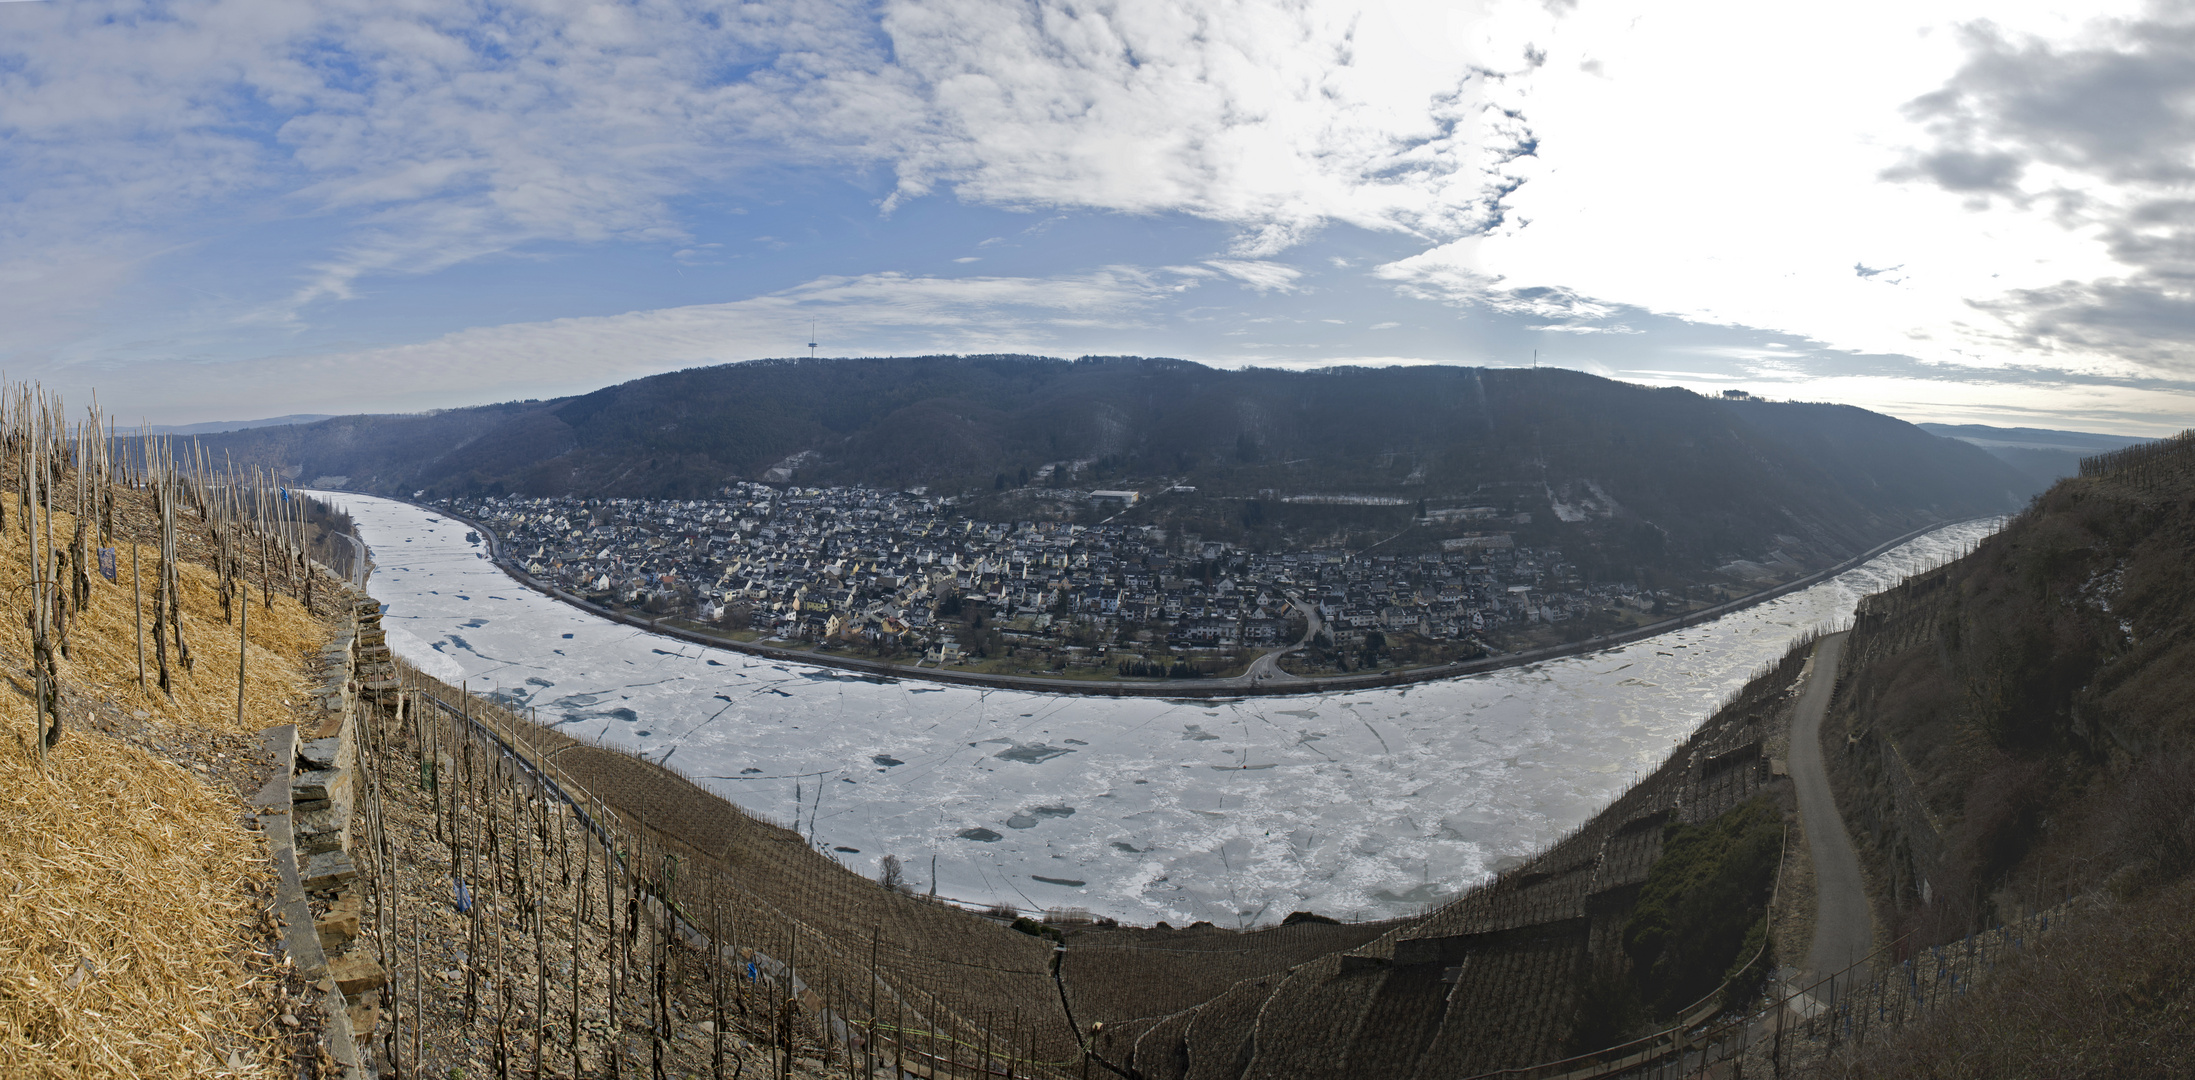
[1789,631,1872,984]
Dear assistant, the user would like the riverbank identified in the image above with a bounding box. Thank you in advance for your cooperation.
[328,492,1999,926]
[407,499,1977,699]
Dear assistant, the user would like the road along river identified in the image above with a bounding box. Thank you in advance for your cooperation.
[329,492,1995,927]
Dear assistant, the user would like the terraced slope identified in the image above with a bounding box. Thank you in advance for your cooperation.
[1079,639,1816,1079]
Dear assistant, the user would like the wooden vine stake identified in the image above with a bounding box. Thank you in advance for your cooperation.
[259,470,273,610]
[236,538,248,730]
[26,395,61,755]
[133,540,144,689]
[150,437,172,694]
[167,441,191,675]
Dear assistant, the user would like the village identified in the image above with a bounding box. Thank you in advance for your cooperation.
[446,483,1688,680]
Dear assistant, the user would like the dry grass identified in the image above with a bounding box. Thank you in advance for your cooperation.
[1824,883,2195,1079]
[0,480,338,1076]
[0,503,329,739]
[0,731,277,1076]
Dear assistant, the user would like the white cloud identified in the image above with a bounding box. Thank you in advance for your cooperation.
[1413,0,2195,384]
[1532,323,1638,334]
[0,0,896,322]
[1375,250,1622,322]
[870,0,1541,249]
[93,268,1173,419]
[7,0,2195,430]
[1629,370,2195,437]
[1203,259,1304,292]
[0,245,152,360]
[0,0,1549,325]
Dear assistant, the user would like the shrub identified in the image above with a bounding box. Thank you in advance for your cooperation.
[1568,971,1648,1053]
[1621,797,1783,1017]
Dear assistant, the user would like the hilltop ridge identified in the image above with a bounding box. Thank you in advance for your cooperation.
[1916,421,2153,486]
[194,356,2037,584]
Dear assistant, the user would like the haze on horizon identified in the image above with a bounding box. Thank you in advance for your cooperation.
[4,0,2194,436]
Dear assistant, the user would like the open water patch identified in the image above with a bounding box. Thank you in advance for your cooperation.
[792,669,897,685]
[993,742,1075,764]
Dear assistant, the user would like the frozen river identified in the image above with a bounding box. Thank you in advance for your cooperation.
[330,492,1995,926]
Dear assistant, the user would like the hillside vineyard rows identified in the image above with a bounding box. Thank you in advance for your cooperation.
[10,352,2180,1076]
[0,383,382,1076]
[299,427,2195,1077]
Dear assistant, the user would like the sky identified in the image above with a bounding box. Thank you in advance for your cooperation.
[4,0,2194,435]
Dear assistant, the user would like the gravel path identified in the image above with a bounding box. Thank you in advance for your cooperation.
[1789,631,1873,984]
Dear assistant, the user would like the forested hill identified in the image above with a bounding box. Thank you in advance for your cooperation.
[1830,431,2195,943]
[194,356,2038,572]
[1782,431,2195,1070]
[1917,422,2154,486]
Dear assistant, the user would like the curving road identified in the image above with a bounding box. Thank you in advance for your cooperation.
[1790,631,1873,986]
[1234,596,1319,688]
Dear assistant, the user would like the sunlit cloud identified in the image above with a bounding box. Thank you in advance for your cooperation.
[0,0,2188,434]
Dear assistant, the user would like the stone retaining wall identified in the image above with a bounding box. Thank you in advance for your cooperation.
[257,590,396,1076]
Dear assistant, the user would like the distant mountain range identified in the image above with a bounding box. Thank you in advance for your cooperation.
[1916,422,2154,486]
[190,356,2044,578]
[143,413,338,436]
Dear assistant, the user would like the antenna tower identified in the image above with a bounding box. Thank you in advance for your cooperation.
[807,320,818,360]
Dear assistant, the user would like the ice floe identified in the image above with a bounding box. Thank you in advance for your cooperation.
[324,491,1997,927]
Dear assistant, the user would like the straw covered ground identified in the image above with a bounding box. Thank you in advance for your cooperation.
[0,733,285,1075]
[0,479,342,1075]
[0,502,332,739]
